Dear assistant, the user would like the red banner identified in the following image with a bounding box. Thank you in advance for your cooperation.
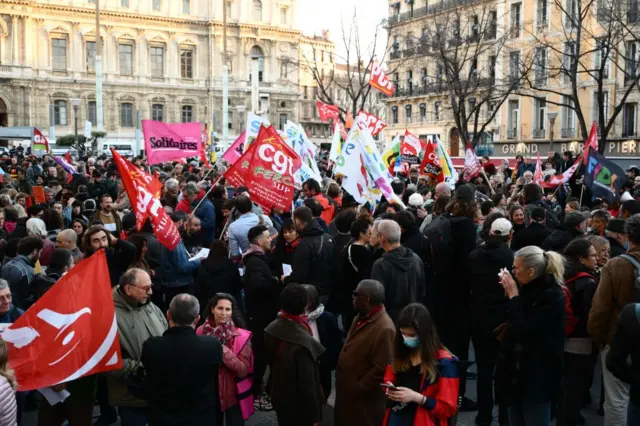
[582,121,598,165]
[401,130,425,164]
[534,152,543,183]
[317,101,340,122]
[541,157,582,188]
[356,110,387,136]
[419,140,443,181]
[224,125,301,213]
[3,251,122,391]
[111,149,181,250]
[369,63,395,96]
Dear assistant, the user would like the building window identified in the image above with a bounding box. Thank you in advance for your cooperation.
[419,103,426,122]
[253,0,262,21]
[510,3,521,38]
[434,102,440,121]
[180,49,193,78]
[407,70,413,94]
[86,41,96,72]
[534,98,546,131]
[562,95,575,132]
[119,44,133,75]
[54,100,68,126]
[595,38,610,79]
[405,105,412,123]
[150,46,164,78]
[183,0,190,14]
[153,0,161,11]
[626,41,638,81]
[535,47,547,85]
[152,104,164,122]
[623,103,637,137]
[279,114,288,131]
[537,0,548,29]
[88,0,96,3]
[120,103,134,127]
[280,8,287,24]
[563,42,576,82]
[52,38,67,71]
[487,10,497,39]
[182,105,193,123]
[488,55,496,85]
[226,1,231,18]
[228,110,233,130]
[507,100,519,138]
[630,0,639,22]
[87,101,97,125]
[592,91,609,123]
[121,0,129,7]
[566,0,578,27]
[249,46,264,82]
[509,51,520,86]
[392,106,399,124]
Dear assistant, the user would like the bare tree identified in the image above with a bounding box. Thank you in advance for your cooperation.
[519,0,640,152]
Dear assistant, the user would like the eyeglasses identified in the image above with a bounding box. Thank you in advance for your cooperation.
[135,285,152,294]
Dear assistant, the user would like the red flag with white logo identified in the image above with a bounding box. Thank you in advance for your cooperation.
[534,152,544,184]
[369,63,395,96]
[32,128,50,155]
[541,156,582,188]
[3,251,122,391]
[582,121,598,165]
[316,101,340,122]
[355,110,387,136]
[224,125,301,213]
[463,145,482,181]
[111,149,181,250]
[400,130,425,164]
[419,139,443,182]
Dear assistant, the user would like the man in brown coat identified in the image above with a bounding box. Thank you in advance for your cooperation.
[334,279,396,426]
[589,214,640,425]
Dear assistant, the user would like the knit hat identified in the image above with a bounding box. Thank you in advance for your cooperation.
[454,184,474,202]
[408,193,424,207]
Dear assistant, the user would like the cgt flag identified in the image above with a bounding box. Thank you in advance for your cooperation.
[419,139,442,181]
[316,101,340,122]
[584,147,627,203]
[2,251,122,391]
[111,149,181,250]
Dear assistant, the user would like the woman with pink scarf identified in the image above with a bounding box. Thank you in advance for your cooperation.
[196,293,254,425]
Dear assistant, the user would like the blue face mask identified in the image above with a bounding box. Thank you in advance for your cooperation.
[625,240,630,250]
[402,335,420,348]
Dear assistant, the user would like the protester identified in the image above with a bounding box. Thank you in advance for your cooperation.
[184,182,216,247]
[302,178,336,224]
[335,279,396,426]
[542,211,587,252]
[382,303,459,426]
[270,219,299,277]
[587,235,611,272]
[83,225,136,286]
[91,194,122,235]
[605,218,628,258]
[25,217,54,266]
[511,206,553,251]
[181,216,204,255]
[194,240,243,317]
[497,246,566,426]
[394,209,422,255]
[1,235,43,308]
[142,294,223,426]
[264,284,325,426]
[227,195,259,259]
[0,339,17,426]
[55,228,83,263]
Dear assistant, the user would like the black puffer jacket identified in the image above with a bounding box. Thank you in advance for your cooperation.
[243,249,281,323]
[564,263,598,338]
[371,246,425,319]
[195,258,243,315]
[400,225,423,256]
[283,221,335,297]
[511,222,553,251]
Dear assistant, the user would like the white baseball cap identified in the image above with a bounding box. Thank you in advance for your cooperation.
[490,218,513,236]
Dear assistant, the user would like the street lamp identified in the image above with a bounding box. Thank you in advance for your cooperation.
[71,98,81,153]
[547,111,558,153]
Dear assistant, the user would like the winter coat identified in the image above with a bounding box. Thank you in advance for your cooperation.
[243,249,281,323]
[283,221,335,297]
[0,375,16,426]
[159,241,200,288]
[541,226,583,252]
[107,286,168,408]
[496,274,565,404]
[1,255,35,309]
[606,303,640,407]
[192,197,216,247]
[564,264,598,339]
[510,222,553,251]
[194,258,243,314]
[142,326,222,426]
[588,246,640,347]
[104,239,137,286]
[312,193,336,225]
[334,306,396,426]
[606,236,627,258]
[265,316,325,426]
[341,244,373,310]
[468,240,514,333]
[400,225,423,256]
[129,232,163,284]
[371,246,425,320]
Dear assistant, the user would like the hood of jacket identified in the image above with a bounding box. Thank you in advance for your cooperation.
[265,316,325,359]
[242,244,266,261]
[379,246,416,273]
[300,220,324,239]
[113,285,146,312]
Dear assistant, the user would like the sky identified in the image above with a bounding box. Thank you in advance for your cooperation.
[296,0,389,62]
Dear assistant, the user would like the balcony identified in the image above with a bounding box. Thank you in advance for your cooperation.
[507,128,518,139]
[537,19,548,31]
[390,50,402,60]
[387,0,481,26]
[532,128,546,138]
[561,127,576,138]
[509,75,520,88]
[485,25,497,40]
[535,73,547,87]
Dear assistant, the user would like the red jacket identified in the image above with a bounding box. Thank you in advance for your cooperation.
[313,193,336,224]
[382,350,459,426]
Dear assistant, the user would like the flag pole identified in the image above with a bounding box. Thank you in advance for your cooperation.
[481,169,496,195]
[579,184,585,206]
[191,174,224,213]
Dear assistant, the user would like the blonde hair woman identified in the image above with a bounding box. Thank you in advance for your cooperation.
[0,339,17,426]
[495,246,566,426]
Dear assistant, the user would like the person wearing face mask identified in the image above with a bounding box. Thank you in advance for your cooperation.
[335,279,396,426]
[605,218,628,258]
[496,246,566,426]
[381,303,460,426]
[557,239,599,426]
[196,293,254,425]
[82,225,136,287]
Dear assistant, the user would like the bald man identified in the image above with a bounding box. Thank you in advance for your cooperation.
[434,182,452,200]
[56,229,84,263]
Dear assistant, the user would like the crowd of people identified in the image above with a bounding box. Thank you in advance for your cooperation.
[0,146,639,426]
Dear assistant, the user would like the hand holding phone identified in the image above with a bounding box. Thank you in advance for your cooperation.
[380,382,397,390]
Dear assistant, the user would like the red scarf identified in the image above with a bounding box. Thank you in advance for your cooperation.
[285,238,300,254]
[200,317,235,348]
[278,309,312,335]
[354,305,384,332]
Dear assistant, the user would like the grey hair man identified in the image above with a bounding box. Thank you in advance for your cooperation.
[0,278,23,323]
[167,294,200,328]
[370,220,425,320]
[56,229,84,263]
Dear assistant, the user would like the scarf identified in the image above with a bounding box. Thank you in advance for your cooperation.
[201,317,235,348]
[278,309,312,335]
[285,238,300,254]
[305,304,325,322]
[242,244,265,260]
[354,305,383,332]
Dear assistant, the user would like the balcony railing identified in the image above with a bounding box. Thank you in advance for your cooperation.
[387,0,481,26]
[561,127,576,138]
[507,128,518,139]
[390,50,401,60]
[535,73,547,86]
[532,128,546,138]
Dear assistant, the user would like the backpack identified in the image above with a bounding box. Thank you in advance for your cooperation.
[562,272,594,336]
[421,214,454,274]
[619,254,640,303]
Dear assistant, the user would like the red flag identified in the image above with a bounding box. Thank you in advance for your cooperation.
[541,156,582,188]
[224,125,301,213]
[3,251,123,391]
[463,145,482,181]
[64,151,72,165]
[111,149,181,250]
[400,131,425,164]
[369,63,395,96]
[419,139,442,181]
[355,110,387,136]
[316,101,340,122]
[534,152,544,183]
[32,128,50,154]
[582,121,598,165]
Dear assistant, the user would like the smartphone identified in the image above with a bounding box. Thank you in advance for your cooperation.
[380,383,397,390]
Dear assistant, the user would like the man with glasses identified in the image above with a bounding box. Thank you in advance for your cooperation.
[107,268,168,426]
[0,278,23,326]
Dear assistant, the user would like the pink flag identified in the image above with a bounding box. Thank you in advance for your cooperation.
[142,120,202,165]
[582,121,598,165]
[462,145,482,181]
[534,152,543,183]
[541,157,581,188]
[221,131,246,165]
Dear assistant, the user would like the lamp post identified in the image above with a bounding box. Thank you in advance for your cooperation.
[547,111,558,153]
[71,98,81,153]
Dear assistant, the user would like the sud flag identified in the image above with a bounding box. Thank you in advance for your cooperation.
[462,145,482,181]
[2,251,122,391]
[316,101,340,122]
[369,63,395,96]
[400,131,425,165]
